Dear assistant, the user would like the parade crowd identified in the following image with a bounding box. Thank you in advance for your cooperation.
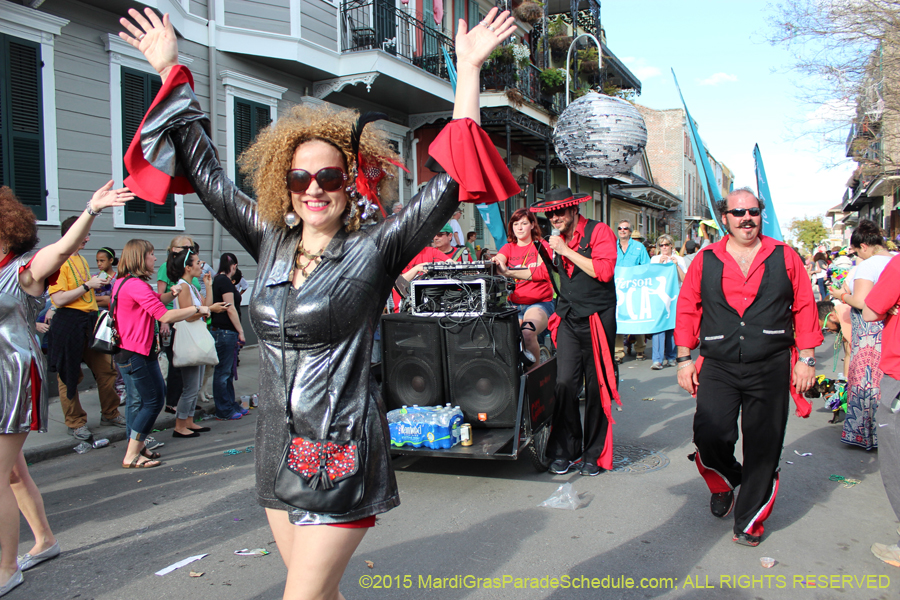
[2,6,900,600]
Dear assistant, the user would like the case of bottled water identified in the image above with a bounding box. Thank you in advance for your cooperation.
[387,404,464,449]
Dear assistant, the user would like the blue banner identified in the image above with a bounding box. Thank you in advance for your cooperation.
[753,144,784,241]
[672,70,722,224]
[615,264,680,335]
[476,203,508,249]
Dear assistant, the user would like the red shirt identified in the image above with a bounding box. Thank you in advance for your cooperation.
[674,234,823,351]
[864,254,900,378]
[557,215,617,282]
[402,247,451,273]
[499,241,553,305]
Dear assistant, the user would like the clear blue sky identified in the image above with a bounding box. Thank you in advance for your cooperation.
[600,0,852,238]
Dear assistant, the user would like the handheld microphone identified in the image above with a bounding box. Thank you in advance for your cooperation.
[551,228,560,237]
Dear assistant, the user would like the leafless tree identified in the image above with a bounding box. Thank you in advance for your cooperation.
[766,0,900,170]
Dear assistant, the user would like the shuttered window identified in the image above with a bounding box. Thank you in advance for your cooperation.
[234,97,271,197]
[0,34,46,221]
[121,66,175,226]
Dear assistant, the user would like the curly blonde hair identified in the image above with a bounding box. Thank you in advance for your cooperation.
[238,104,400,231]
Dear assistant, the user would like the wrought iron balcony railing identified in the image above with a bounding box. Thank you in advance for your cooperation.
[341,0,455,82]
[480,61,565,116]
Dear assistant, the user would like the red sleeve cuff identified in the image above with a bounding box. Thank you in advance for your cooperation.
[123,65,197,205]
[428,118,520,204]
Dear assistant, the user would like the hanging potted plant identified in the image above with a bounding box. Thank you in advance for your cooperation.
[511,42,532,68]
[547,18,572,61]
[578,47,599,74]
[539,67,567,95]
[514,1,543,25]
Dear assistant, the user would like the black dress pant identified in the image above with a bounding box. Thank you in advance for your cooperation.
[547,306,616,465]
[693,350,791,536]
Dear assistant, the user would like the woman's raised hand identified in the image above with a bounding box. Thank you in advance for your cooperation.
[90,180,134,213]
[119,8,179,83]
[455,8,517,71]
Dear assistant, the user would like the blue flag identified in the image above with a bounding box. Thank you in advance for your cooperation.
[615,264,680,335]
[672,70,722,225]
[476,203,507,249]
[442,46,456,93]
[753,144,783,241]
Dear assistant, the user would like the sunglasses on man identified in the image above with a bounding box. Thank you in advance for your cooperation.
[286,167,348,194]
[547,207,569,218]
[617,226,631,231]
[724,207,761,217]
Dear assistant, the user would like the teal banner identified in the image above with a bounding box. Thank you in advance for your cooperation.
[615,264,680,335]
[754,144,784,241]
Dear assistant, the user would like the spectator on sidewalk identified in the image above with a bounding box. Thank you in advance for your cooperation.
[614,219,649,363]
[210,252,246,421]
[157,236,199,414]
[168,247,228,436]
[449,208,464,248]
[862,254,900,567]
[648,234,686,370]
[46,219,125,441]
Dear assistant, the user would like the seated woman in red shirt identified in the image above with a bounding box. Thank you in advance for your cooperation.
[493,208,554,363]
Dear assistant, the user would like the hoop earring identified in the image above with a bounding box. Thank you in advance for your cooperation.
[284,211,300,229]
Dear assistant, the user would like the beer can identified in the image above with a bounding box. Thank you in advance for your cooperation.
[92,438,110,449]
[460,423,473,446]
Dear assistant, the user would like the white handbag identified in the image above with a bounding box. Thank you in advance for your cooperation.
[172,318,219,367]
[172,282,219,367]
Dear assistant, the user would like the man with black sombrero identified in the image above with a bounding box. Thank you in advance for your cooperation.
[530,188,620,476]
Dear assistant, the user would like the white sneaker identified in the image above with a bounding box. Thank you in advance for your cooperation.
[871,542,900,567]
[145,436,164,451]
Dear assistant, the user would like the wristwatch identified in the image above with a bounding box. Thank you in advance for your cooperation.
[82,283,90,292]
[798,357,816,367]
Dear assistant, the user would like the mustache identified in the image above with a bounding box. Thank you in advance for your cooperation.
[738,220,756,228]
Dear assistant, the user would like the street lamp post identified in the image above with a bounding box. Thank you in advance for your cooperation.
[563,33,602,191]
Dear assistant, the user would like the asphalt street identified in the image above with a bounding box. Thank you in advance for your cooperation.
[10,334,899,600]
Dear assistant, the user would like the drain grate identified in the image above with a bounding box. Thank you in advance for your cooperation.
[611,445,670,473]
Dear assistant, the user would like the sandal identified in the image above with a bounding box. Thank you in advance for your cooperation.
[163,405,176,414]
[141,448,161,460]
[122,455,162,469]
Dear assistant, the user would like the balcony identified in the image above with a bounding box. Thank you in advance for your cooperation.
[480,61,565,115]
[341,0,455,82]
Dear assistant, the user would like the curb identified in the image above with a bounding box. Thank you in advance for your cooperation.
[24,405,215,465]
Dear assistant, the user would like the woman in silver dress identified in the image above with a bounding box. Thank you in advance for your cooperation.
[119,6,516,599]
[0,183,132,597]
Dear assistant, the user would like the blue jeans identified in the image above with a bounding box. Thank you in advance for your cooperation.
[118,353,165,441]
[651,329,676,364]
[212,329,239,418]
[122,364,142,438]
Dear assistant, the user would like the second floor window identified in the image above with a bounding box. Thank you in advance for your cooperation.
[234,97,271,197]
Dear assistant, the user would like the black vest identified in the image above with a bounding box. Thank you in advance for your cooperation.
[699,245,794,363]
[555,219,617,319]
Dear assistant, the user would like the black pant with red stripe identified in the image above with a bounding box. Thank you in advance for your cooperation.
[547,307,616,466]
[692,349,791,537]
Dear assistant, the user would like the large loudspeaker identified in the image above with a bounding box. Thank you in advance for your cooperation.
[443,312,520,428]
[381,314,446,411]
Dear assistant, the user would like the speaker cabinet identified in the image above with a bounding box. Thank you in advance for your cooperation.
[381,314,446,411]
[443,312,520,428]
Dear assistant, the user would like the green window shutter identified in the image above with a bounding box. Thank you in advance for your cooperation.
[468,0,481,30]
[122,67,174,227]
[0,35,46,221]
[234,97,271,198]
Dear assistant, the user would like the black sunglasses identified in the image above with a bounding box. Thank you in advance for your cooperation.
[618,226,631,231]
[286,167,347,194]
[547,208,569,218]
[724,207,761,217]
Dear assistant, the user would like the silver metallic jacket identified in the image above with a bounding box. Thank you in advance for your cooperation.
[0,251,48,434]
[140,79,459,523]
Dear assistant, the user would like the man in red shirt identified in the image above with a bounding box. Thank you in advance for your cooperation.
[675,188,821,547]
[863,254,900,567]
[432,223,472,262]
[530,188,619,477]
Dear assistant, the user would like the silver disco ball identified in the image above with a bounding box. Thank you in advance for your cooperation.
[553,93,648,178]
